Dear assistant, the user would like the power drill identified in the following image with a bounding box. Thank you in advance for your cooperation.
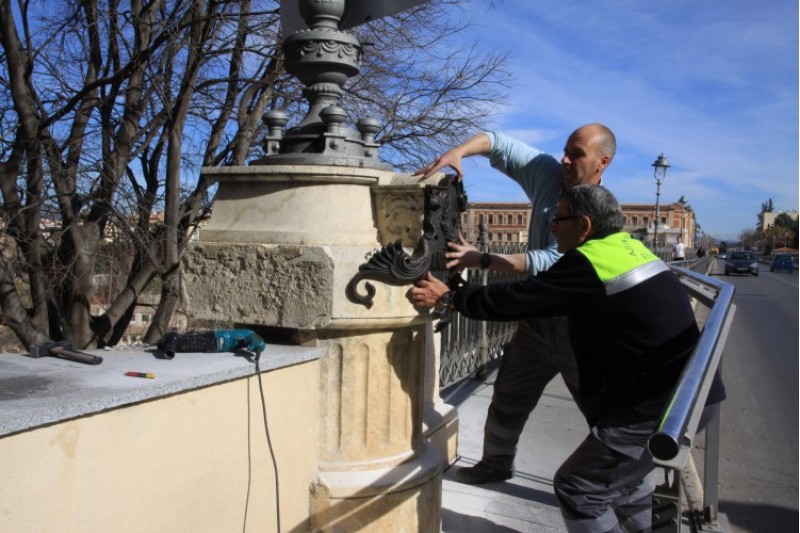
[157,329,266,360]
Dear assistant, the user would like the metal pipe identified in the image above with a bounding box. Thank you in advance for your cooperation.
[648,268,735,462]
[478,219,489,369]
[703,358,723,526]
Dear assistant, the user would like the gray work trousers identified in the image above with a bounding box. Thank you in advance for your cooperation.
[555,421,657,533]
[481,318,579,472]
[554,404,722,533]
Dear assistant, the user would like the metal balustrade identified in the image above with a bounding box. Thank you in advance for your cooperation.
[439,239,710,387]
[438,238,527,387]
[438,253,712,387]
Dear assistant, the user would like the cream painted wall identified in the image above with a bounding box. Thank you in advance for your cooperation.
[0,361,319,533]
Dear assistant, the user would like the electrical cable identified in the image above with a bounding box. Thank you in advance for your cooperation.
[242,379,253,533]
[255,350,282,533]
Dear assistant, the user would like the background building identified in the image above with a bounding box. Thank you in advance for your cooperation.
[461,200,695,247]
[461,202,530,244]
[621,200,696,247]
[759,209,799,231]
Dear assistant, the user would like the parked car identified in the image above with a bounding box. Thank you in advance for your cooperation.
[724,251,759,276]
[770,254,795,273]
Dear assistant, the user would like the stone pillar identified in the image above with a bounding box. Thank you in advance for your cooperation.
[371,184,459,466]
[183,165,451,532]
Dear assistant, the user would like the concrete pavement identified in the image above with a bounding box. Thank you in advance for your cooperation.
[438,364,692,532]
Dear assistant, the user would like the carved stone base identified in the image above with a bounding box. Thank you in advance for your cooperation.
[309,443,442,532]
[424,403,459,466]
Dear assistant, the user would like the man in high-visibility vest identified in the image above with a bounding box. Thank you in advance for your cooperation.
[410,184,725,532]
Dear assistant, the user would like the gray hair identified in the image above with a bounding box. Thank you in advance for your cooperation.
[562,184,624,239]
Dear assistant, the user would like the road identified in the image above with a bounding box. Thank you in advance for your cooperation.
[700,258,799,532]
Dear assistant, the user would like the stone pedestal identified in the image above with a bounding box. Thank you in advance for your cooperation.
[183,165,455,532]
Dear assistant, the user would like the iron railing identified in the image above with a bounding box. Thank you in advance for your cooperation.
[438,233,526,387]
[439,248,710,387]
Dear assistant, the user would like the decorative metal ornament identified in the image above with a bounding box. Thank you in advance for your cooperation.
[257,0,391,169]
[346,175,468,321]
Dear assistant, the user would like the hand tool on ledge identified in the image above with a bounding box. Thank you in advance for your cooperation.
[27,340,104,365]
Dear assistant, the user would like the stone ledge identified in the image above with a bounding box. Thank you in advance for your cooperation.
[201,164,393,185]
[0,344,324,437]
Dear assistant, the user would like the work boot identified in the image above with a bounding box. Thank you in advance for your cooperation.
[454,462,513,485]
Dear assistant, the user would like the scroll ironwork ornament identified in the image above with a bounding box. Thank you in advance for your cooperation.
[346,175,468,325]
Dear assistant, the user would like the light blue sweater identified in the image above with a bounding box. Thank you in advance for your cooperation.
[485,131,563,275]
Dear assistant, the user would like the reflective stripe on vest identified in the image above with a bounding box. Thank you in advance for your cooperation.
[577,232,668,295]
[603,259,671,295]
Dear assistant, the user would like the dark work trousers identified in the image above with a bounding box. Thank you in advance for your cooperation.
[554,404,723,533]
[481,317,579,472]
[555,420,657,533]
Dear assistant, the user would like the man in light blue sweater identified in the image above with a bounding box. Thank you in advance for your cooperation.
[415,124,616,484]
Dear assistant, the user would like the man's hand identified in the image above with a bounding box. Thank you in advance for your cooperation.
[413,147,465,182]
[412,133,491,182]
[445,235,481,270]
[408,272,450,308]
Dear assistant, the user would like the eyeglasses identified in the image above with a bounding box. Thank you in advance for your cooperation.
[552,215,579,224]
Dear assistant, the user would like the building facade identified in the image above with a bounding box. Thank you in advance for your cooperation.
[759,209,799,231]
[621,200,696,247]
[461,200,695,248]
[461,202,530,244]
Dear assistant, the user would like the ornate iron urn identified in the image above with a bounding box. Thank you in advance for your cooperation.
[258,0,389,169]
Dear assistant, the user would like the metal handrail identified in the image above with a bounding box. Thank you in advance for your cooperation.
[648,267,735,464]
[648,264,735,529]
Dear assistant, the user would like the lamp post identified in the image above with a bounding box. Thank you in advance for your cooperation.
[678,194,687,244]
[652,153,670,248]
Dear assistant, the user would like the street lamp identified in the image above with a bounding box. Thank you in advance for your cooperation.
[652,153,670,247]
[678,194,687,244]
[696,223,702,249]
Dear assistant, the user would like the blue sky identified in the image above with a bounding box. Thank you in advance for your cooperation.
[442,0,798,240]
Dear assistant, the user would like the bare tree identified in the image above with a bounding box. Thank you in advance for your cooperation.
[347,1,509,170]
[738,229,758,251]
[0,0,508,350]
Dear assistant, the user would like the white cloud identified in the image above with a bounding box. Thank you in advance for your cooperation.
[447,0,798,238]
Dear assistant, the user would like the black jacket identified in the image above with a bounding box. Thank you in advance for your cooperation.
[454,232,723,425]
